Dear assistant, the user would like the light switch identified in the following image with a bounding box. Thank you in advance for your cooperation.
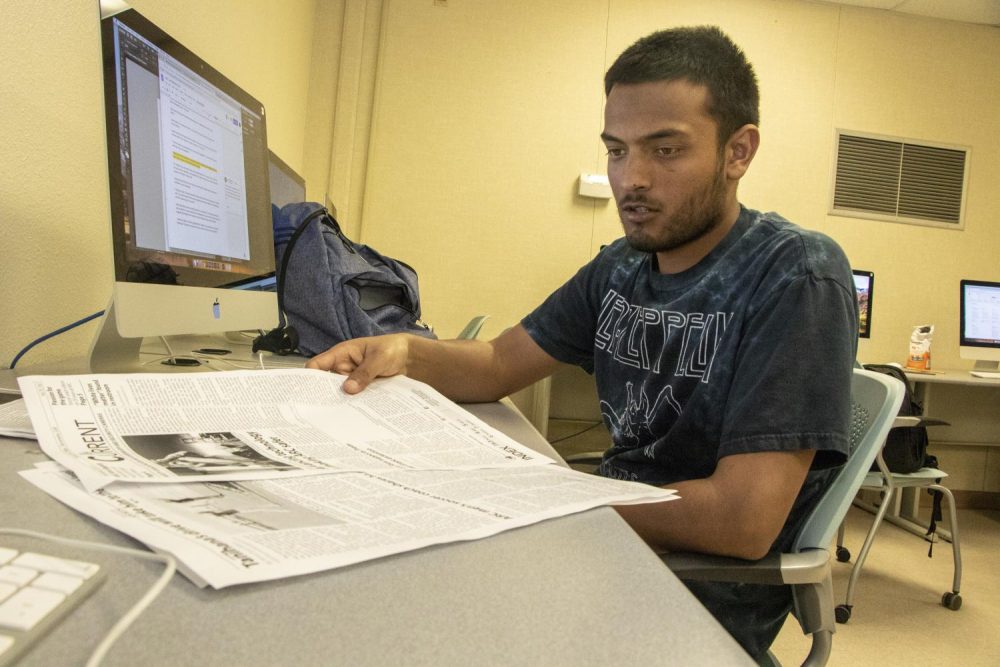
[578,173,612,199]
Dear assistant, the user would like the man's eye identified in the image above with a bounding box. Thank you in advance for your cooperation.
[606,148,626,158]
[655,146,680,157]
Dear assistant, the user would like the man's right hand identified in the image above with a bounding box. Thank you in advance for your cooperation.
[306,334,412,394]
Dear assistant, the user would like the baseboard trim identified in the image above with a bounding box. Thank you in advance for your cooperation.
[918,490,1000,510]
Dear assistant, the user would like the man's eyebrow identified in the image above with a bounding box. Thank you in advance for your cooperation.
[600,129,687,143]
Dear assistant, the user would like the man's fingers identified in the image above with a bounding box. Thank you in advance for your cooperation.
[306,336,408,394]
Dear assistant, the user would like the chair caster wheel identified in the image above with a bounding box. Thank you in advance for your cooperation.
[835,546,851,563]
[942,592,962,610]
[835,604,852,624]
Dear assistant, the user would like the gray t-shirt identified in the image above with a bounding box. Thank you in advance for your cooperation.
[521,206,858,658]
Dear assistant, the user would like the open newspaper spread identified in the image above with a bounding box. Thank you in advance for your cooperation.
[21,461,676,588]
[17,370,554,492]
[15,369,679,588]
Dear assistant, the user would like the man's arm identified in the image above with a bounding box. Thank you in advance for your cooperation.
[615,449,816,560]
[306,324,561,402]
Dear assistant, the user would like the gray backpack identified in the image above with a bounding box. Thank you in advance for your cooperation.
[254,202,435,356]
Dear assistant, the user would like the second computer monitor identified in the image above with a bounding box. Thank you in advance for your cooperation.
[852,270,874,339]
[269,150,307,208]
[959,279,1000,370]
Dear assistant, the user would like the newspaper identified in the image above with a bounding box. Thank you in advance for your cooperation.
[21,461,677,588]
[17,370,553,491]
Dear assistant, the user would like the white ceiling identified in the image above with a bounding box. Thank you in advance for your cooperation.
[819,0,1000,26]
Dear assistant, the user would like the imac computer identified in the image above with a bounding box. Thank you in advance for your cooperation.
[852,270,874,339]
[959,279,1000,375]
[90,5,278,371]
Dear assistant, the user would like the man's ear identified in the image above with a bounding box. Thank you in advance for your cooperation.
[724,124,760,180]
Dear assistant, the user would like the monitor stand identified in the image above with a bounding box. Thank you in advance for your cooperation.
[87,302,210,373]
[972,360,1000,371]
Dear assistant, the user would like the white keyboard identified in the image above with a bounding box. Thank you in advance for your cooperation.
[970,370,1000,379]
[0,546,103,666]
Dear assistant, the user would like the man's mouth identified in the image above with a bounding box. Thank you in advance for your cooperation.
[620,200,659,221]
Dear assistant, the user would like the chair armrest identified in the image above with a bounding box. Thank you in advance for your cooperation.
[663,549,829,586]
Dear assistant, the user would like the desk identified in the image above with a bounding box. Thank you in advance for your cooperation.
[0,389,751,665]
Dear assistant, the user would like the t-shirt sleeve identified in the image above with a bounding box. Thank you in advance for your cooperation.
[719,271,857,468]
[521,255,608,373]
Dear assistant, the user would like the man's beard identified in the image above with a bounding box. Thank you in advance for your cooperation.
[623,161,728,254]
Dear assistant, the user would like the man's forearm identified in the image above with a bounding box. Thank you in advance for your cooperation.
[614,449,815,560]
[405,325,560,403]
[404,337,511,402]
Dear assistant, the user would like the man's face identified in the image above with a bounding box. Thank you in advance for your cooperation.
[601,80,732,266]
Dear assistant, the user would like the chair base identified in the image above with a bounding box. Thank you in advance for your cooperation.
[835,482,963,623]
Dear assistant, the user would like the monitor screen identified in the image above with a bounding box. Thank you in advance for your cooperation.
[852,270,874,339]
[268,150,306,209]
[960,279,1000,368]
[91,5,278,371]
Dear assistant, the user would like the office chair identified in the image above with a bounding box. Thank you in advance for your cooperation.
[663,369,904,667]
[456,315,489,340]
[833,419,963,624]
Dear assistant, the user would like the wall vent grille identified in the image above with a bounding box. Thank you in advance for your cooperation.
[831,131,968,228]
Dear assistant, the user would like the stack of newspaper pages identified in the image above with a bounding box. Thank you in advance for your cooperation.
[17,369,676,588]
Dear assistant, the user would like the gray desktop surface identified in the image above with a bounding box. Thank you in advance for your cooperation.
[1,393,751,665]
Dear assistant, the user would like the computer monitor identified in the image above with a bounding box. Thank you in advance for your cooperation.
[268,150,306,209]
[852,270,874,339]
[228,151,307,293]
[90,5,278,371]
[959,279,1000,371]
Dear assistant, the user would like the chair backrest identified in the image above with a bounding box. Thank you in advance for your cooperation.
[792,368,904,552]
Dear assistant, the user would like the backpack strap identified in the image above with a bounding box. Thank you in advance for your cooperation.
[925,488,944,557]
[252,207,336,355]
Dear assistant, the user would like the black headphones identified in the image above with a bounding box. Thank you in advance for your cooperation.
[252,207,333,355]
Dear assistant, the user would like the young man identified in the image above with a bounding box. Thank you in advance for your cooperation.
[308,26,857,660]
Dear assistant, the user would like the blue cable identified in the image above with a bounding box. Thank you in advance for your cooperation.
[9,310,105,369]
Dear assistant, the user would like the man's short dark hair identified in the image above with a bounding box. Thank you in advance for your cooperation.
[604,26,760,146]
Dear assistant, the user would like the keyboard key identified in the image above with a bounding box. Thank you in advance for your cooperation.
[0,550,15,566]
[32,573,84,596]
[0,588,66,632]
[0,585,14,605]
[0,567,36,587]
[12,553,99,580]
[0,634,13,657]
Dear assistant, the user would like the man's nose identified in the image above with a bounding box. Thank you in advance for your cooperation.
[621,155,652,191]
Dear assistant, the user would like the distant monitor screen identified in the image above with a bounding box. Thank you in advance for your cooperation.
[102,9,274,288]
[852,270,874,339]
[960,279,1000,349]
